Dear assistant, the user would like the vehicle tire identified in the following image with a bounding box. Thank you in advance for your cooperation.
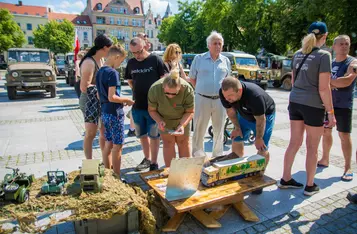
[7,86,17,100]
[4,183,19,192]
[282,76,292,91]
[18,189,29,203]
[208,126,213,137]
[65,76,69,84]
[50,86,56,98]
[272,81,281,88]
[69,77,75,87]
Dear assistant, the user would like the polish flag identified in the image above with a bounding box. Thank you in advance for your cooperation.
[74,29,80,63]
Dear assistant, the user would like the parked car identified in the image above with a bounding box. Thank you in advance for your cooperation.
[5,48,57,100]
[64,53,75,86]
[56,59,66,76]
[257,53,292,91]
[221,52,269,90]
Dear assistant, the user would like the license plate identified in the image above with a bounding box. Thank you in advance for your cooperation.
[23,82,41,86]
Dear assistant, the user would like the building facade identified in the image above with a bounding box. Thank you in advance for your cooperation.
[48,13,93,49]
[0,1,48,48]
[83,0,145,51]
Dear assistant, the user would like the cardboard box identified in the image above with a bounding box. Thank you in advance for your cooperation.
[74,208,139,234]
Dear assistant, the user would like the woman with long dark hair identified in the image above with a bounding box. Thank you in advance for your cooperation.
[79,34,113,159]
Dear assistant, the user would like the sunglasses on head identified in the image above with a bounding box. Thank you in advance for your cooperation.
[176,51,182,55]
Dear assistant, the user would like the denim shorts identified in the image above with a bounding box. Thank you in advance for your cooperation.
[234,112,275,148]
[101,111,125,145]
[132,109,159,139]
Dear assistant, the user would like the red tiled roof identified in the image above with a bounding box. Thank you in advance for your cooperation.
[0,2,47,17]
[48,13,92,26]
[91,0,143,14]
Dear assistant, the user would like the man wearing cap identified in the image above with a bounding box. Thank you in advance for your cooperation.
[318,35,357,181]
[189,31,231,157]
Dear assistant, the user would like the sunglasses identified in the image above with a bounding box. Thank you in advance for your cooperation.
[164,92,178,96]
[176,51,182,55]
[132,49,143,55]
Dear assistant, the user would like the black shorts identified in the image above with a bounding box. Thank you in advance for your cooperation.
[325,108,352,133]
[288,102,325,127]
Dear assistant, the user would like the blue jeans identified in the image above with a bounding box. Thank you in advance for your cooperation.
[132,109,159,139]
[234,112,275,148]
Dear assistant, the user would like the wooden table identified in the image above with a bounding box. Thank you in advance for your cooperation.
[140,169,276,232]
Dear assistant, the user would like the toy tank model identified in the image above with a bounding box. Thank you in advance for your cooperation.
[0,167,35,203]
[201,154,266,187]
[72,160,105,194]
[41,170,67,195]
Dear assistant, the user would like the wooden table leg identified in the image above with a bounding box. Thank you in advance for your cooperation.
[162,212,187,232]
[190,210,222,228]
[233,201,259,222]
[209,205,231,220]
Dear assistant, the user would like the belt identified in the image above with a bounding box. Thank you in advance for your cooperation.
[198,93,220,100]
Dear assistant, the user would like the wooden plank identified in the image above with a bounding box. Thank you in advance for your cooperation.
[190,210,222,228]
[162,213,186,232]
[140,172,276,213]
[209,205,231,220]
[233,201,259,222]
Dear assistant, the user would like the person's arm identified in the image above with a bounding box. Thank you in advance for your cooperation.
[188,55,198,88]
[331,61,357,88]
[108,87,134,105]
[319,72,334,112]
[148,105,164,123]
[179,63,188,81]
[178,108,194,128]
[127,80,133,89]
[125,62,133,89]
[253,114,266,140]
[80,59,95,93]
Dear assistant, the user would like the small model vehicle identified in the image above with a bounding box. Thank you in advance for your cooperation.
[41,170,67,195]
[72,160,105,194]
[0,167,35,203]
[201,154,266,187]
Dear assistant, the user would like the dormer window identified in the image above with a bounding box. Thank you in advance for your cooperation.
[97,3,102,10]
[83,20,87,24]
[77,20,80,24]
[134,7,140,14]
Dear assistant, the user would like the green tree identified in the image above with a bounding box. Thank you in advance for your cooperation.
[33,20,75,54]
[0,9,25,53]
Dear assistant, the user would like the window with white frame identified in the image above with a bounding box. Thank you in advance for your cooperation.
[132,19,136,26]
[110,17,114,24]
[137,20,141,27]
[125,43,129,50]
[117,18,121,25]
[132,31,137,37]
[124,19,128,26]
[83,32,88,40]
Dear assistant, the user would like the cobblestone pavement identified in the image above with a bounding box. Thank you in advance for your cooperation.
[0,78,357,234]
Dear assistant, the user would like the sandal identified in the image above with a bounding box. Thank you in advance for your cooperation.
[341,170,353,182]
[317,163,329,168]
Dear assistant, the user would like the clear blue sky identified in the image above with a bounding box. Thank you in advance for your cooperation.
[0,0,182,16]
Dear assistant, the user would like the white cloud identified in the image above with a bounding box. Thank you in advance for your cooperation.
[49,0,85,15]
[59,1,71,9]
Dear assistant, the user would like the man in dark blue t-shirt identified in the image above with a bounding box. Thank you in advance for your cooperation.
[96,45,134,178]
[318,35,357,182]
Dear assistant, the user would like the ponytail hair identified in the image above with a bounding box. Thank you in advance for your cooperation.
[79,34,113,67]
[301,33,324,54]
[163,69,181,89]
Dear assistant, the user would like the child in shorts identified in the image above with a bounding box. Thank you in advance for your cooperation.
[96,45,134,178]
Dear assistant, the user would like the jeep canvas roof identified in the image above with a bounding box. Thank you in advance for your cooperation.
[81,159,100,175]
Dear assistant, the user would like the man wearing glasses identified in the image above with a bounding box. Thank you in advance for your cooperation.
[189,31,231,157]
[125,37,168,171]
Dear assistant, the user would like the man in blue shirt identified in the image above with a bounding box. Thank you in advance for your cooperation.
[96,45,134,178]
[318,35,357,181]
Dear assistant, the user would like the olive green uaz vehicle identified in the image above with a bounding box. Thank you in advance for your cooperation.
[5,48,57,100]
[0,167,35,203]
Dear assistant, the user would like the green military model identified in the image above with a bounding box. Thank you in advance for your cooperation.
[0,167,35,203]
[41,170,67,195]
[5,48,57,100]
[64,53,76,86]
[72,160,105,194]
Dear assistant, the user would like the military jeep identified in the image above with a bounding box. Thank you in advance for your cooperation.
[0,167,35,203]
[64,53,76,86]
[222,52,269,90]
[5,48,57,100]
[72,160,105,194]
[41,170,67,195]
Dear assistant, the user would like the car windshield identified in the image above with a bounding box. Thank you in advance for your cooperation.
[283,59,292,67]
[235,57,257,66]
[8,51,50,63]
[67,55,74,64]
[56,60,65,65]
